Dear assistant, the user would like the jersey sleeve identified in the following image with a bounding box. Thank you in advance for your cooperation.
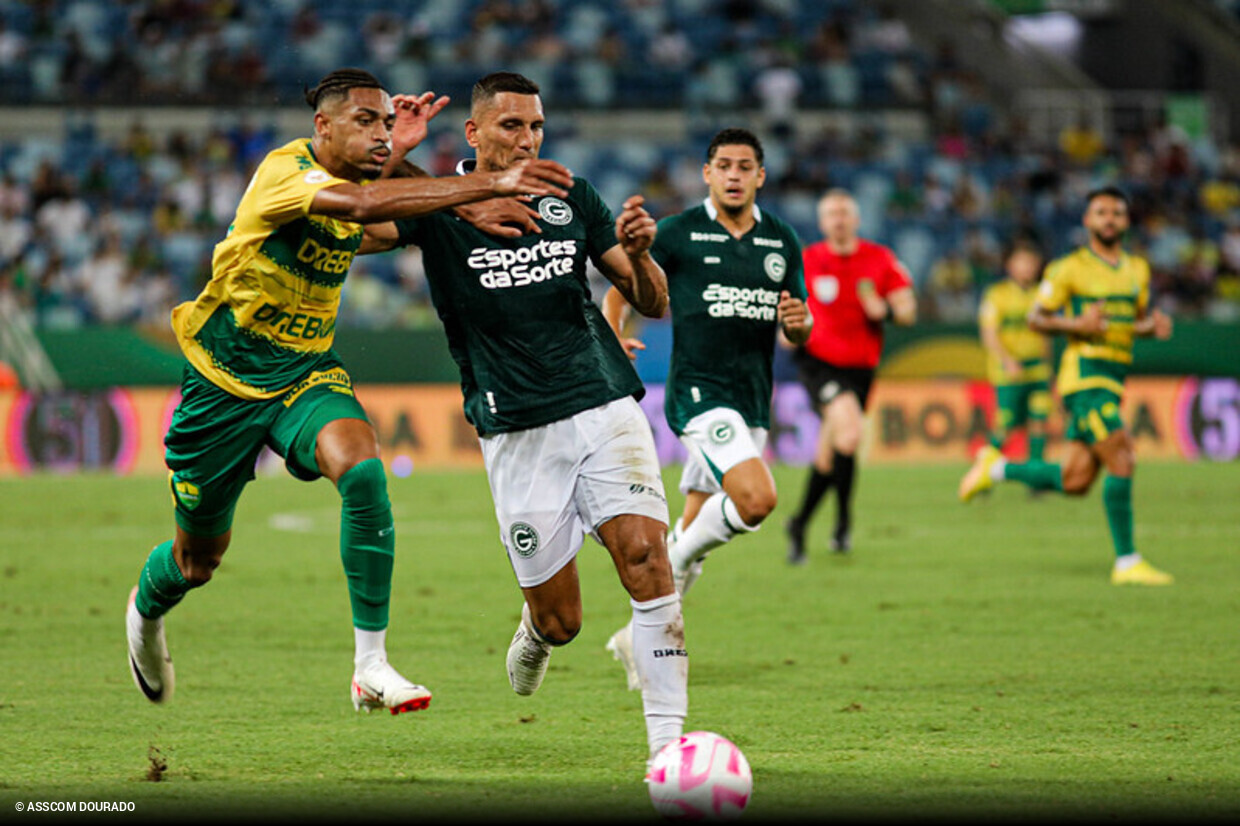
[1135,257,1151,314]
[393,215,425,247]
[784,226,807,300]
[978,289,999,329]
[879,248,914,296]
[1036,259,1072,312]
[251,151,351,225]
[650,215,678,270]
[572,178,619,264]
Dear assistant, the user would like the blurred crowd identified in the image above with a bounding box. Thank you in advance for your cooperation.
[2,0,1239,336]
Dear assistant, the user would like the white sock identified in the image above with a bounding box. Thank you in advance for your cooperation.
[990,457,1008,482]
[354,628,387,672]
[1114,552,1142,571]
[631,592,688,758]
[669,493,756,570]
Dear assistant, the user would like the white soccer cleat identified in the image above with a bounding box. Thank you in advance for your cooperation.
[673,557,705,597]
[605,622,641,691]
[351,660,432,715]
[506,603,552,696]
[127,586,175,704]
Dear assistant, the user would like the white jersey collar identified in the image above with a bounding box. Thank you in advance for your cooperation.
[703,197,762,224]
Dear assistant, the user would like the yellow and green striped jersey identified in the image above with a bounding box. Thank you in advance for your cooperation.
[978,279,1050,386]
[170,139,361,399]
[1036,246,1150,397]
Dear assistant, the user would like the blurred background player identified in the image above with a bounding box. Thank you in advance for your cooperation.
[978,237,1054,468]
[785,189,916,562]
[125,68,574,712]
[363,72,684,767]
[959,186,1175,586]
[599,127,811,689]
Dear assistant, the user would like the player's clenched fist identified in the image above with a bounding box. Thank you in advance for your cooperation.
[616,195,656,256]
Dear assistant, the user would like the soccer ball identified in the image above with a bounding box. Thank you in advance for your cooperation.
[647,731,752,821]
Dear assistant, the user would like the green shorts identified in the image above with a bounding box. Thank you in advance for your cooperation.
[994,380,1051,434]
[164,362,370,536]
[1062,388,1124,446]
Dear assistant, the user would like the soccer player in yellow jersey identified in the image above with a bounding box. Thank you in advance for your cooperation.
[125,68,573,711]
[978,238,1053,463]
[960,187,1175,585]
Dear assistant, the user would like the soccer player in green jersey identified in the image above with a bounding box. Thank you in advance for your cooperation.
[125,68,574,713]
[363,72,684,767]
[978,237,1053,464]
[959,187,1175,585]
[598,128,812,689]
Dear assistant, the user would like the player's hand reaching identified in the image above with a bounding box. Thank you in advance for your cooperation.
[616,195,657,257]
[617,335,646,361]
[777,291,812,344]
[489,159,573,199]
[390,92,450,157]
[455,197,543,238]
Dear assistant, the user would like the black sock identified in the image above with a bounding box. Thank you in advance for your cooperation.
[833,452,856,537]
[794,467,834,524]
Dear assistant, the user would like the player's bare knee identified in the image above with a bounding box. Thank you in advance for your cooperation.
[621,534,673,595]
[733,488,776,526]
[1061,472,1093,496]
[530,606,581,646]
[178,548,222,586]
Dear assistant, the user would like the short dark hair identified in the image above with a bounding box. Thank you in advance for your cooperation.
[705,128,764,165]
[1085,185,1130,210]
[1003,236,1043,262]
[471,71,541,113]
[305,68,386,110]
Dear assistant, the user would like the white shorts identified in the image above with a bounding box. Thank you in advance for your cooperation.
[677,407,768,496]
[479,396,669,588]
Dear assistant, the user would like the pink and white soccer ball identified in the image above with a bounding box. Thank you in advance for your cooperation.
[647,731,752,821]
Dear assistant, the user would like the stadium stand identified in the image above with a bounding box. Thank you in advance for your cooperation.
[1,0,1239,340]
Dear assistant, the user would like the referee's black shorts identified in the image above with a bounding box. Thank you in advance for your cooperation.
[794,349,876,411]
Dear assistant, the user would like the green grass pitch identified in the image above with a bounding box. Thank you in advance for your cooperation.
[1,461,1238,823]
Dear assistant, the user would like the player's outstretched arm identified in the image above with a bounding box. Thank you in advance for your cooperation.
[312,158,573,226]
[597,195,668,319]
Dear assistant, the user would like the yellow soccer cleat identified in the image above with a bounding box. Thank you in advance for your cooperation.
[1111,559,1174,586]
[958,445,1002,503]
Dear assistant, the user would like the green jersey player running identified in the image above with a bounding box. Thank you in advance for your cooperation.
[599,128,812,690]
[363,72,685,767]
[124,68,573,714]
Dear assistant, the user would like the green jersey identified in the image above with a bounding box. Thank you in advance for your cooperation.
[653,200,805,434]
[395,177,643,436]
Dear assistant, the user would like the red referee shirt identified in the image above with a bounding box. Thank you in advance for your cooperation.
[801,238,912,369]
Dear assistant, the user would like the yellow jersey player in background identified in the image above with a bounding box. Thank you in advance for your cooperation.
[959,186,1175,585]
[977,237,1053,466]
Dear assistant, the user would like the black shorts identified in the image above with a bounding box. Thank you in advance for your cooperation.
[795,351,876,411]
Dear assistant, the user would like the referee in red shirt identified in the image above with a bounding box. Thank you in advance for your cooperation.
[786,189,917,561]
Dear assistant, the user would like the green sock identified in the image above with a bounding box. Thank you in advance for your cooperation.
[338,458,395,632]
[1103,475,1135,557]
[989,431,1005,451]
[1029,434,1046,462]
[135,540,192,619]
[1003,460,1063,492]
